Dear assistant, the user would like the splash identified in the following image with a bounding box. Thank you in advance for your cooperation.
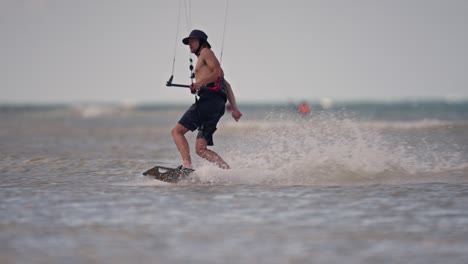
[191,111,467,186]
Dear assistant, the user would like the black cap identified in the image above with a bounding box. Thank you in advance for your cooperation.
[182,29,211,48]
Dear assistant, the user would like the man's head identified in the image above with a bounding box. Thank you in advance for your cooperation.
[182,29,211,55]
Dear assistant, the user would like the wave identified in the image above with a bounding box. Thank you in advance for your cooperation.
[360,119,468,130]
[68,103,138,118]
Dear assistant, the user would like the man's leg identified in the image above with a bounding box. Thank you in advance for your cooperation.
[171,123,193,169]
[195,138,230,169]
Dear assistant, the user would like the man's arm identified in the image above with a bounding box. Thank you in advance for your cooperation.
[224,79,243,122]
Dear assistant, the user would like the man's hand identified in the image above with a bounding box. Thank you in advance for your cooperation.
[190,82,203,94]
[231,109,242,122]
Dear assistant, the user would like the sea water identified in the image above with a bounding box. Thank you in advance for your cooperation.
[1,101,468,263]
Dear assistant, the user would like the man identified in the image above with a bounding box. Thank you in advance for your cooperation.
[171,29,242,171]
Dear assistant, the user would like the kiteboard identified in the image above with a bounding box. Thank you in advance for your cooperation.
[142,165,194,183]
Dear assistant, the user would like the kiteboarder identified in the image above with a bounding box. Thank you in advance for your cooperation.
[171,29,242,171]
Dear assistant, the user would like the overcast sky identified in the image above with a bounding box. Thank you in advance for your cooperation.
[1,0,467,104]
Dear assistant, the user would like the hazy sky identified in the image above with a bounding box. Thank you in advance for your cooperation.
[1,0,467,104]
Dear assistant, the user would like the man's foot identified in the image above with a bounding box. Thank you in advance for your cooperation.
[176,165,195,174]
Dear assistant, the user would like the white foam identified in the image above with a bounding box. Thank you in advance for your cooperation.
[116,174,173,186]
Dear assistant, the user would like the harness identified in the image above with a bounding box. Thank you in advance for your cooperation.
[206,77,222,92]
[198,77,227,101]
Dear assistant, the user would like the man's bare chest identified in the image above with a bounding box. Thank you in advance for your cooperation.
[194,59,210,77]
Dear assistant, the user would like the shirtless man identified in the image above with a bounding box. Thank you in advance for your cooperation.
[171,29,242,171]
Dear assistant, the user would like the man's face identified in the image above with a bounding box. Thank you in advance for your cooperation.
[188,38,200,53]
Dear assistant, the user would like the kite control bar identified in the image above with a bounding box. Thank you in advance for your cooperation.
[166,75,190,88]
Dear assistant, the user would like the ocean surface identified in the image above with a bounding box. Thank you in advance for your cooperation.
[1,101,468,264]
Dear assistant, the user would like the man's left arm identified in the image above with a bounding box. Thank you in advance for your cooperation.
[224,79,243,122]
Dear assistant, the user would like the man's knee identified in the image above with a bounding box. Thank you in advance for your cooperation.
[171,127,178,138]
[172,124,187,138]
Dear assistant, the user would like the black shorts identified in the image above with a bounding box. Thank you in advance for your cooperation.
[178,94,226,146]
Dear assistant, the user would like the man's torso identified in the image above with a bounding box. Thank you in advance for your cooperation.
[194,50,212,83]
